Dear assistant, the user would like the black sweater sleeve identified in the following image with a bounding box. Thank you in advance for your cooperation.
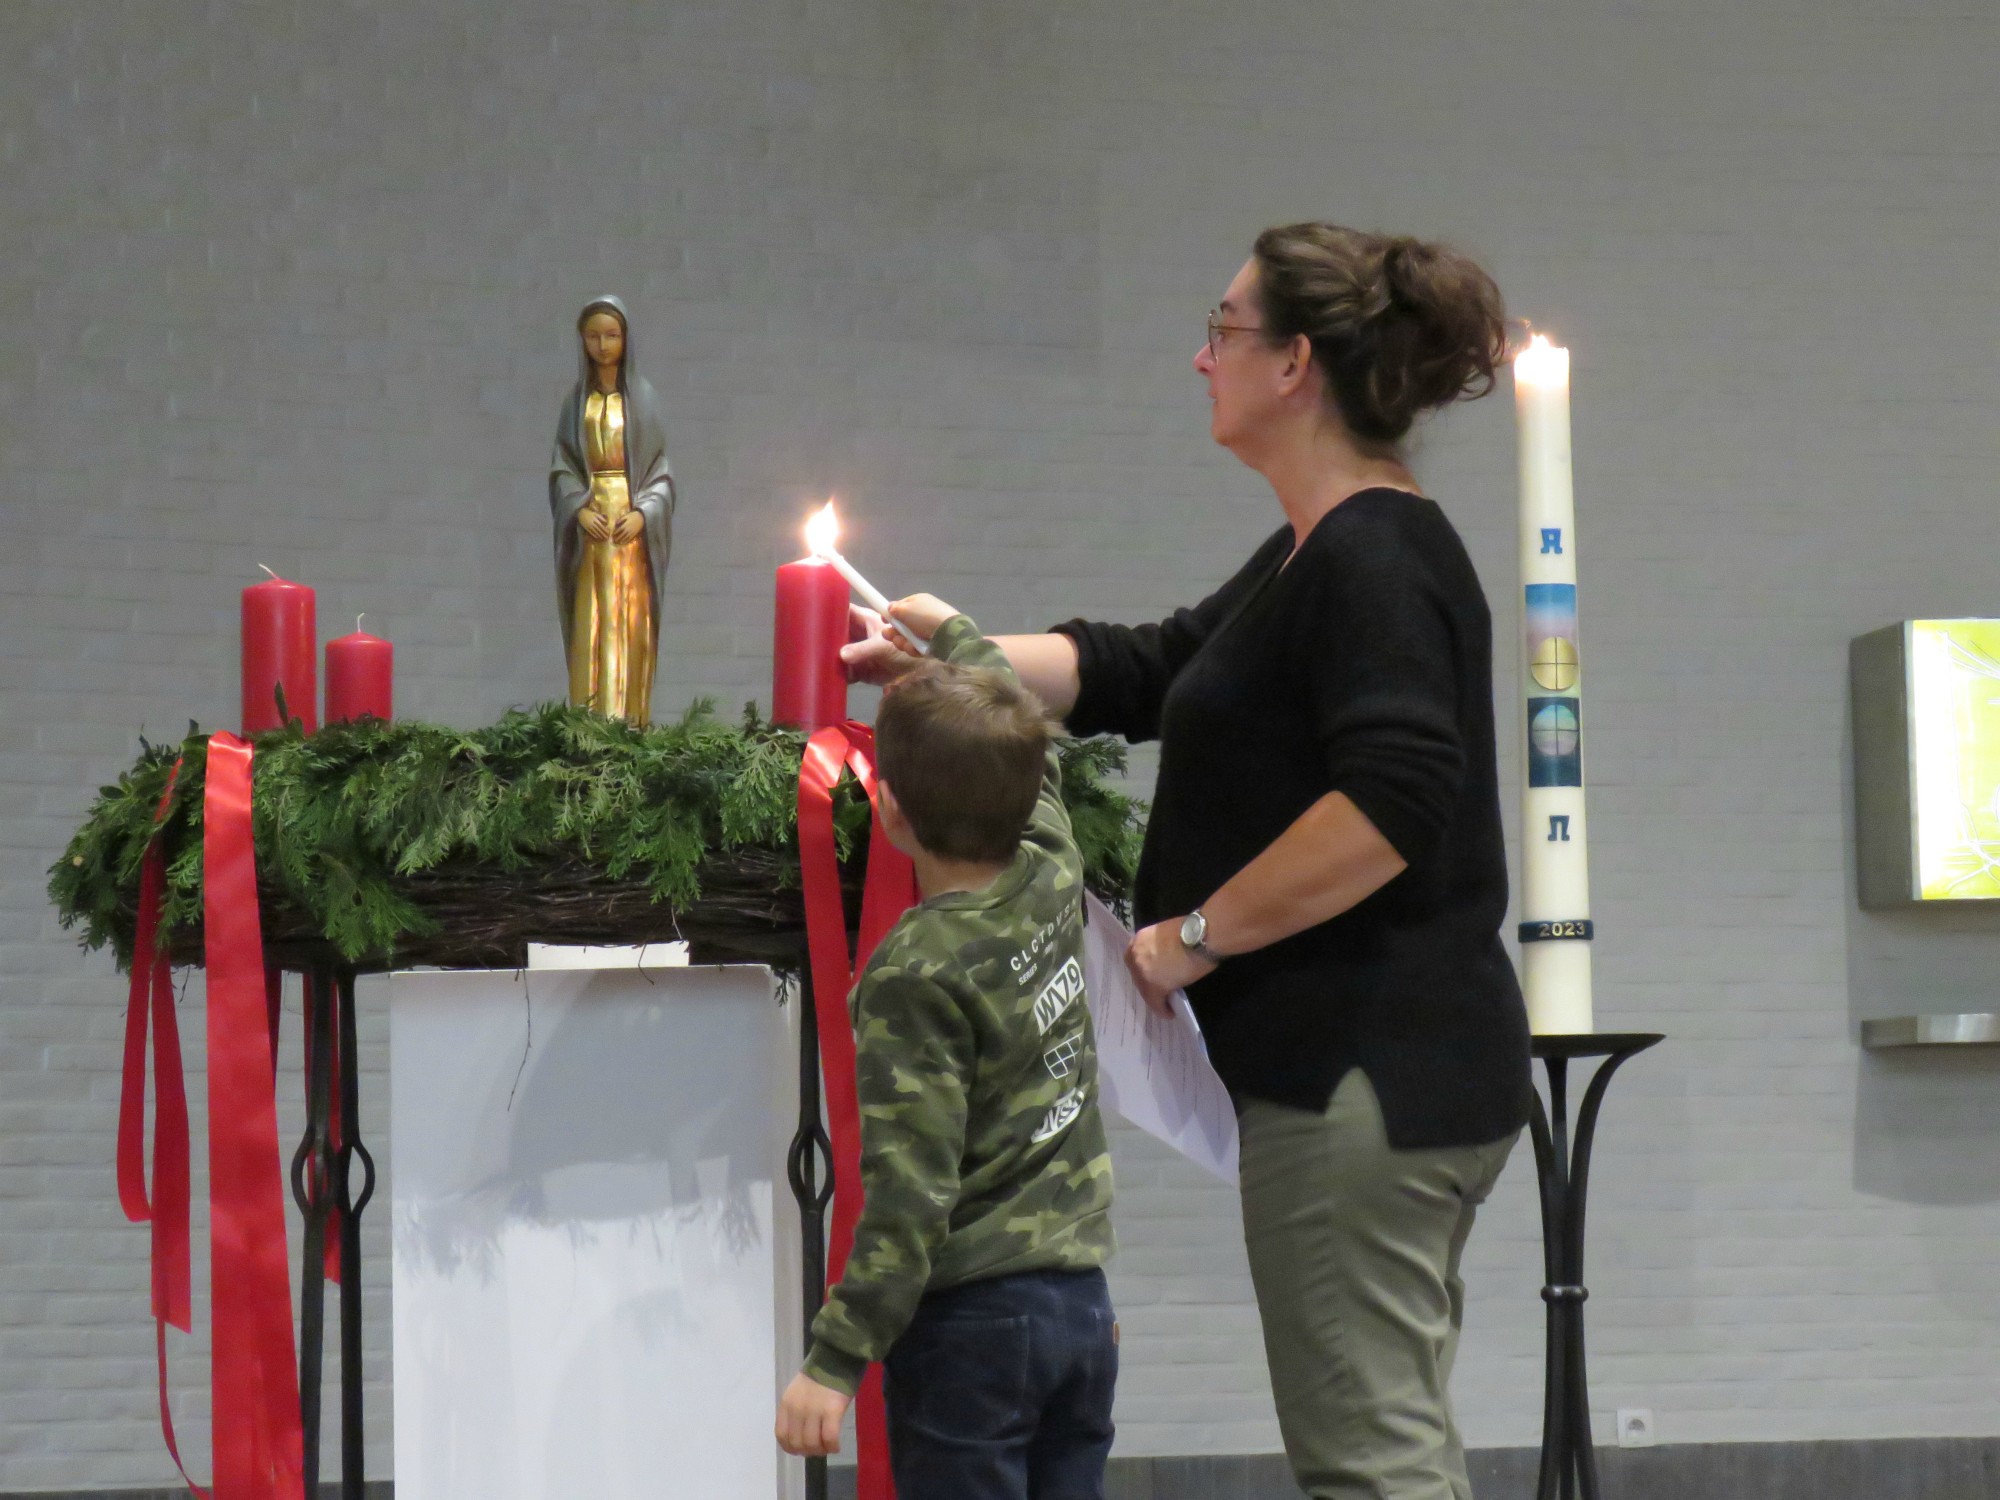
[1050,526,1290,743]
[1299,521,1466,868]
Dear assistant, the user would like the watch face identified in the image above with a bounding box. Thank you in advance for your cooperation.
[1180,912,1205,948]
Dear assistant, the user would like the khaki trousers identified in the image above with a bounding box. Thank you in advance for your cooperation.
[1238,1069,1518,1500]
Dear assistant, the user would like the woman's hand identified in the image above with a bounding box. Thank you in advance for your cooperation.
[611,512,645,544]
[840,604,925,685]
[578,509,613,542]
[1124,920,1216,1018]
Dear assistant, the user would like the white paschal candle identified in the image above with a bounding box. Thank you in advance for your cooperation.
[1514,336,1594,1034]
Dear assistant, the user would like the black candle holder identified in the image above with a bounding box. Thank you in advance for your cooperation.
[290,967,376,1500]
[1528,1032,1663,1500]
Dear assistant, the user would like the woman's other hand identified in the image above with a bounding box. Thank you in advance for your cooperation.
[840,605,924,685]
[578,510,613,542]
[611,512,645,544]
[1124,920,1216,1018]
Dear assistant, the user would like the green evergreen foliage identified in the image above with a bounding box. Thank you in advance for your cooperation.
[48,703,1146,970]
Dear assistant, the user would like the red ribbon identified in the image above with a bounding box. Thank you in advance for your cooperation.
[202,734,306,1500]
[117,764,200,1488]
[798,722,918,1500]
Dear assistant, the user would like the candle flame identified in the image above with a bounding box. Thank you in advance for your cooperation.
[1514,333,1569,387]
[804,499,840,556]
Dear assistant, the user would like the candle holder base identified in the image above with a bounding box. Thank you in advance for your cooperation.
[1528,1032,1662,1500]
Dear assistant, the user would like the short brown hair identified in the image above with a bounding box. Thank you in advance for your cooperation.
[874,659,1053,864]
[1251,222,1508,452]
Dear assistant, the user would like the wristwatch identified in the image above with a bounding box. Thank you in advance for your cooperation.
[1178,908,1222,964]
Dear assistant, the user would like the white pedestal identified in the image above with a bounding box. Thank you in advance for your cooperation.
[386,962,802,1500]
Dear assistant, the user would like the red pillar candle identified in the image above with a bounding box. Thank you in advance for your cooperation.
[325,624,394,724]
[773,556,851,730]
[241,573,317,734]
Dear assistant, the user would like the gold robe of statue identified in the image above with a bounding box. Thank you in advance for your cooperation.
[569,390,655,722]
[549,295,676,724]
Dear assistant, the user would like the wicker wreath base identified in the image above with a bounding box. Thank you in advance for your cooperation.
[164,847,861,974]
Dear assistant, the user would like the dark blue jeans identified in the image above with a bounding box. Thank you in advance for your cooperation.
[882,1267,1117,1500]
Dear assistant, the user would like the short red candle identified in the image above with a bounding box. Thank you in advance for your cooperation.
[326,628,394,724]
[241,575,317,734]
[773,556,851,730]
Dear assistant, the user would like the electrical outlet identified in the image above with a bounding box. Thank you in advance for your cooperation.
[1616,1408,1657,1448]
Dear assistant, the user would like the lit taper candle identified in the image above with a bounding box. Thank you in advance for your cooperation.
[1514,335,1594,1034]
[805,500,925,650]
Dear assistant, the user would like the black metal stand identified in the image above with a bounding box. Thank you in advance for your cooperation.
[290,967,376,1500]
[784,964,835,1500]
[1528,1032,1662,1500]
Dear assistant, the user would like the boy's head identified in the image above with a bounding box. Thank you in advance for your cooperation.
[874,659,1053,865]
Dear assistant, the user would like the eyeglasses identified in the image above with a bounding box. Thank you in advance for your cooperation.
[1206,310,1263,359]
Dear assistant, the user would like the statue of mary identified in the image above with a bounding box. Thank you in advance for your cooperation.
[548,295,676,723]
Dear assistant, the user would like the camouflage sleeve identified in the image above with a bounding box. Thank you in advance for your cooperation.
[931,613,1080,881]
[802,963,974,1394]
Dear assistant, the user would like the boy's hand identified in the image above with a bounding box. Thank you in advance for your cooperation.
[886,593,959,643]
[1125,919,1216,1017]
[840,604,925,684]
[775,1372,851,1456]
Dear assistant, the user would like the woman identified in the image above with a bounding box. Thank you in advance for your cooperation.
[848,224,1532,1500]
[549,295,677,724]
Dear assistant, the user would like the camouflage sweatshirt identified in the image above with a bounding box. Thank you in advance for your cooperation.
[802,614,1116,1395]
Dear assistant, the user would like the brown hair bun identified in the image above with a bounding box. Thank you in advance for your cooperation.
[1251,223,1508,449]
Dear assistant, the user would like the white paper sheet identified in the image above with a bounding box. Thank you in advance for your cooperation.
[1081,895,1240,1184]
[387,964,801,1500]
[525,940,690,969]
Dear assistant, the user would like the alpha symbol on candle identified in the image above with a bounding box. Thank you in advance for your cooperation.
[1541,528,1563,555]
[1549,815,1571,843]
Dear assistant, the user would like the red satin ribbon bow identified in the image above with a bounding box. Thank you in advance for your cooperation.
[117,762,199,1488]
[202,733,306,1500]
[118,736,306,1500]
[797,723,920,1500]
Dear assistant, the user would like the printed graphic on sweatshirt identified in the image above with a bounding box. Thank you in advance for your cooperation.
[1031,1088,1085,1143]
[1043,1034,1082,1080]
[1033,956,1085,1035]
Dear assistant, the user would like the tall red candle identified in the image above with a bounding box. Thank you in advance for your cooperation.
[241,574,317,734]
[325,624,394,724]
[773,556,851,730]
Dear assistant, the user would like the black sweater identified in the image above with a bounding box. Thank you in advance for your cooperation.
[1055,488,1531,1150]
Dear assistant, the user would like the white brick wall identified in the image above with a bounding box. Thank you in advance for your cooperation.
[5,0,1999,1486]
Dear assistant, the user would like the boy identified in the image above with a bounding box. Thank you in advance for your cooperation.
[775,596,1117,1497]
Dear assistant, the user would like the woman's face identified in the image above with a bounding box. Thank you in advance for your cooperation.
[582,311,625,373]
[1194,260,1284,453]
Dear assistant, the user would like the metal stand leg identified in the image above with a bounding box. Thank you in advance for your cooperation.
[1528,1034,1661,1500]
[290,969,338,1497]
[333,970,375,1500]
[784,967,835,1500]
